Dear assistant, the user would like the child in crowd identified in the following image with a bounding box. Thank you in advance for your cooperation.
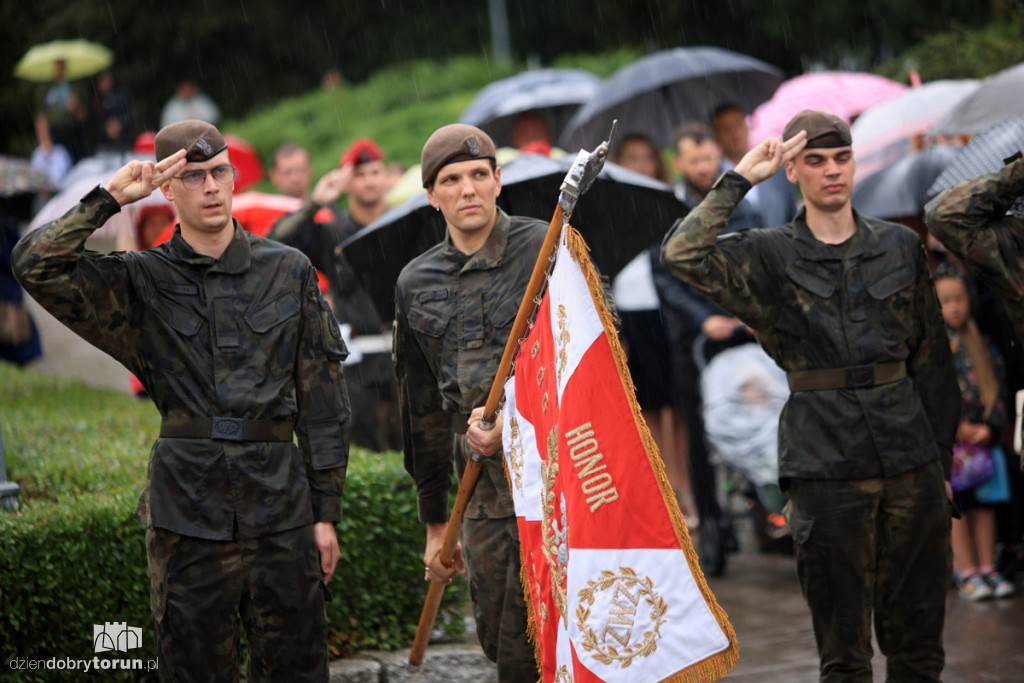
[934,263,1016,600]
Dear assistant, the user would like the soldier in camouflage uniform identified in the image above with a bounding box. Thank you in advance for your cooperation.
[393,124,539,682]
[271,138,400,453]
[661,110,960,682]
[925,156,1024,348]
[13,120,351,682]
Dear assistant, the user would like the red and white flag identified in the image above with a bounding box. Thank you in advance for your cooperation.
[502,226,737,683]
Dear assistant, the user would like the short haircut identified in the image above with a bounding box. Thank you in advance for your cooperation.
[272,143,307,167]
[673,123,715,152]
[712,103,746,122]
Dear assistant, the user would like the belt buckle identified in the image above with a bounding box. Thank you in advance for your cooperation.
[845,364,875,389]
[211,417,244,441]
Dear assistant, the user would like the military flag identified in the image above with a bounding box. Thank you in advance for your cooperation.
[502,226,738,682]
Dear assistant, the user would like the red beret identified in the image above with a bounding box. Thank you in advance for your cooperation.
[339,138,383,167]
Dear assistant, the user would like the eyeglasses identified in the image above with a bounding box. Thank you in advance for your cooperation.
[173,165,236,190]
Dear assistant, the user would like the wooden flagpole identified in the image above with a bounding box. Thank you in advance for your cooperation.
[409,124,616,666]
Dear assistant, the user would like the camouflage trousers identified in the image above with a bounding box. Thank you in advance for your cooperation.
[146,525,329,682]
[461,515,539,683]
[784,460,952,683]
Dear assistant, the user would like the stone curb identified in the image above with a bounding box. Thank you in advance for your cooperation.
[329,642,497,683]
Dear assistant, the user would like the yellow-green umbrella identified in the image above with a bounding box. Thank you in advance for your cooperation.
[14,39,113,82]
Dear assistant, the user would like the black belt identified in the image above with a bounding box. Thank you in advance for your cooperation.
[787,361,907,392]
[159,417,295,442]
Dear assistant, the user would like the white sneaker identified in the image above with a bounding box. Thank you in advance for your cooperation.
[984,571,1017,599]
[958,575,994,601]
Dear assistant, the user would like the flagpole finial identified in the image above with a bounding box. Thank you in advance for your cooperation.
[558,119,617,215]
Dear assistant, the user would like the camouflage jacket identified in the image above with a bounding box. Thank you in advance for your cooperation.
[13,186,351,541]
[661,171,960,483]
[270,202,384,337]
[925,157,1024,342]
[394,209,547,523]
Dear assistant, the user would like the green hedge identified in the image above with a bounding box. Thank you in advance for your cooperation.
[0,366,467,676]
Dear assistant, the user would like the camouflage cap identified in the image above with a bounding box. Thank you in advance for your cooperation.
[421,124,496,187]
[154,120,228,162]
[783,110,852,149]
[340,138,384,167]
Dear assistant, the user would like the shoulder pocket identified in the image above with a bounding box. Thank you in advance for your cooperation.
[246,292,300,333]
[785,259,837,298]
[488,293,521,330]
[408,288,452,338]
[152,283,202,337]
[867,264,915,300]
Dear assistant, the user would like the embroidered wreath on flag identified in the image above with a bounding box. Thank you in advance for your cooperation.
[575,567,667,668]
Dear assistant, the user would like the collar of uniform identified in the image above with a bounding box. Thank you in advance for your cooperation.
[788,207,880,259]
[441,207,512,274]
[166,219,253,273]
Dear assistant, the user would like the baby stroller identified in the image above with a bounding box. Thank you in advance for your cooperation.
[696,330,793,554]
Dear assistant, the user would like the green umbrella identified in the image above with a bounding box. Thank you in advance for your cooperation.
[14,39,113,82]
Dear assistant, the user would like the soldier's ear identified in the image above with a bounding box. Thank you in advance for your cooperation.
[784,160,797,185]
[426,186,439,209]
[159,182,174,202]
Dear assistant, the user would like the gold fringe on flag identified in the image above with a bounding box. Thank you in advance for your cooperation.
[564,225,739,683]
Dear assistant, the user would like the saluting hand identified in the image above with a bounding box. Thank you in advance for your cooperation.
[735,130,807,187]
[104,149,188,207]
[310,164,355,207]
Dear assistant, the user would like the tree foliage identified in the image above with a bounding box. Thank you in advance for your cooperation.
[0,0,1000,156]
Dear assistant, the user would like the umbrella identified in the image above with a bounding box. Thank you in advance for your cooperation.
[747,71,907,143]
[132,131,265,193]
[14,39,113,82]
[559,47,783,150]
[144,190,311,248]
[459,68,601,148]
[930,62,1024,137]
[851,79,980,182]
[29,161,174,241]
[851,145,960,220]
[58,150,139,191]
[0,156,55,197]
[927,115,1024,200]
[342,153,685,321]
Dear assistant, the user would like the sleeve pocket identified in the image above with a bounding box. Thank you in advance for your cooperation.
[307,419,348,470]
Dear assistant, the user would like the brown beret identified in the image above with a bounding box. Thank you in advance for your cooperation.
[783,110,852,148]
[154,120,228,162]
[421,124,496,187]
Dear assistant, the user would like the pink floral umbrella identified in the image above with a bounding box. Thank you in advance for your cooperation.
[747,71,907,143]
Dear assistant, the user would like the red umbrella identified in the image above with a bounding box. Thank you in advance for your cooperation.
[133,131,265,192]
[747,71,907,143]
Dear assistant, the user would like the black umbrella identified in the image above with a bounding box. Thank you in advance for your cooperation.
[926,115,1024,200]
[851,145,960,220]
[340,153,685,321]
[459,69,601,148]
[559,46,782,151]
[930,61,1024,137]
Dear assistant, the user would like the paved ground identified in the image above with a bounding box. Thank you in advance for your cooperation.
[707,527,1023,682]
